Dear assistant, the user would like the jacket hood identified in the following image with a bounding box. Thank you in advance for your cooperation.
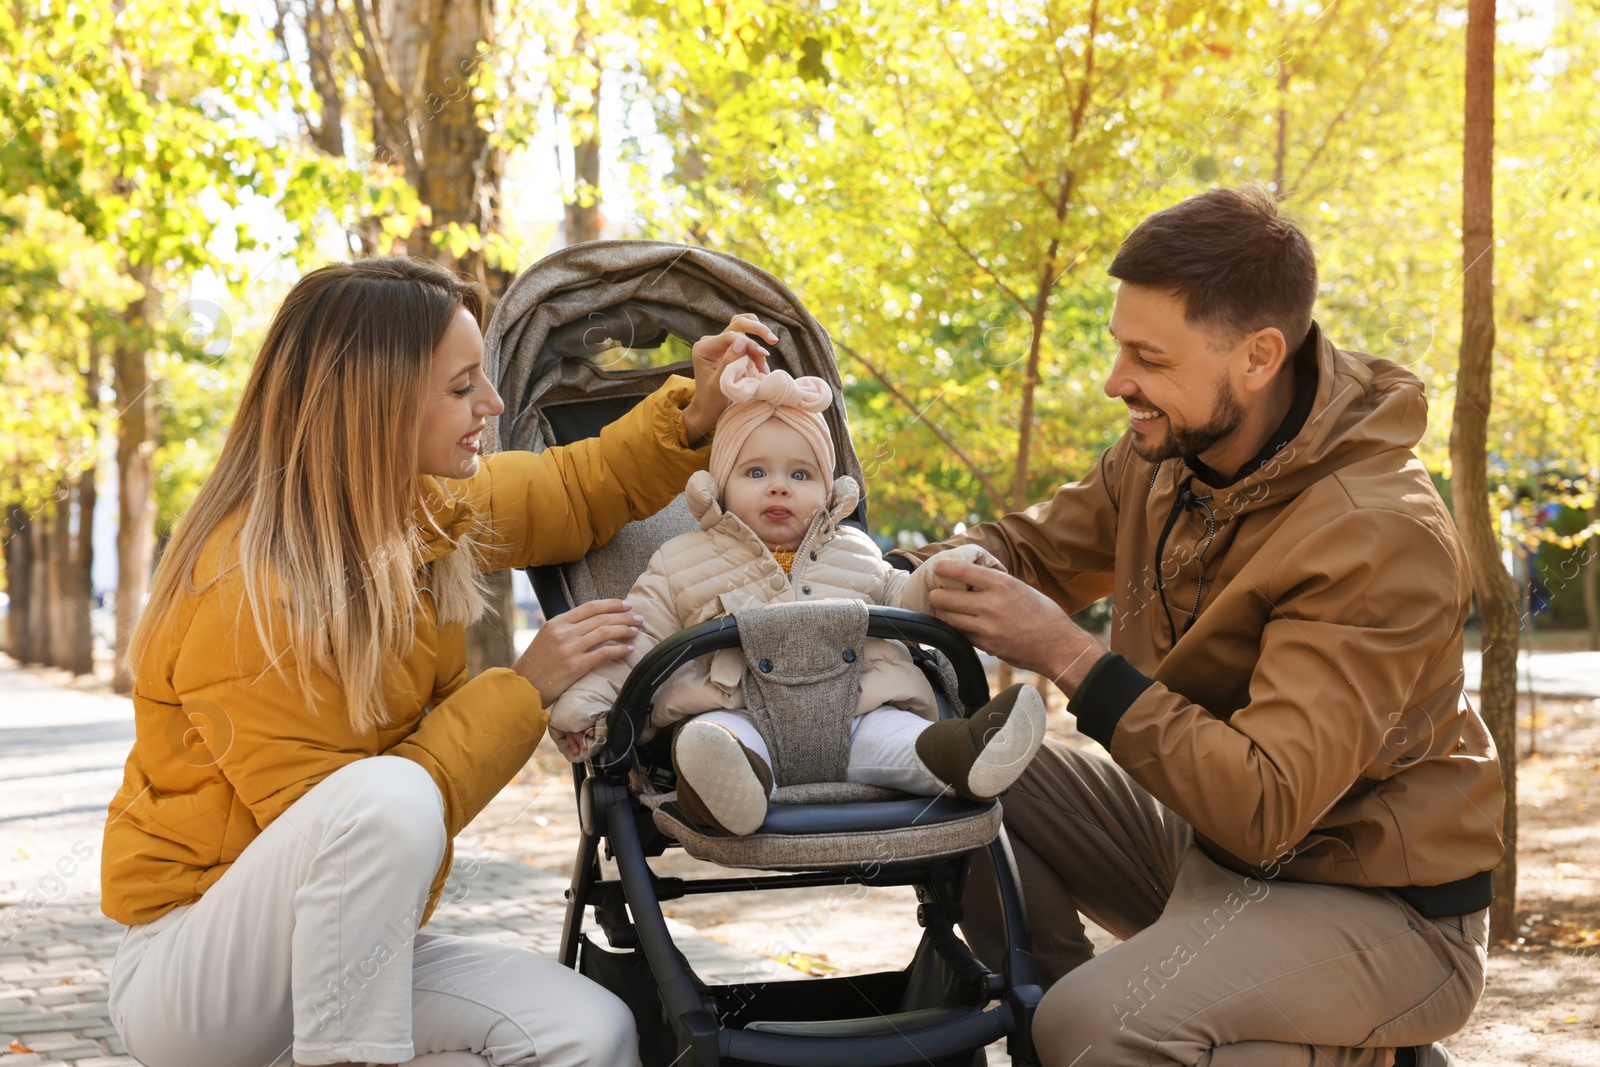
[685,469,861,538]
[1167,323,1430,516]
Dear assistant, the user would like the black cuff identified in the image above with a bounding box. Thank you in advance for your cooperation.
[1070,652,1155,749]
[885,551,918,573]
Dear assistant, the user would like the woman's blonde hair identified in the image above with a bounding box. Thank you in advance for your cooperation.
[132,257,490,731]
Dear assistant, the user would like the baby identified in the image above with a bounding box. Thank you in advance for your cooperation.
[548,351,1045,835]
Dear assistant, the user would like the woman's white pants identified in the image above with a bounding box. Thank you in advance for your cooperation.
[107,756,638,1067]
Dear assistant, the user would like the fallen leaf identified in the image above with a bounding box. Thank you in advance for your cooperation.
[10,1040,36,1054]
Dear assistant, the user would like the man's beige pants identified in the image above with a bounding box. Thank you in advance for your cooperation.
[962,742,1489,1067]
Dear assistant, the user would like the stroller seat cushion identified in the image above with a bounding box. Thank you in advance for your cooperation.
[641,788,1003,869]
[770,782,904,804]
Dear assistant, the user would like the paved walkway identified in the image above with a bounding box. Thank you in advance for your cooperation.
[27,634,1589,1066]
[1462,649,1600,698]
[0,656,804,1067]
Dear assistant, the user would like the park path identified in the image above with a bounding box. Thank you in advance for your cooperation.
[7,647,1598,1067]
[0,654,805,1067]
[1461,649,1600,698]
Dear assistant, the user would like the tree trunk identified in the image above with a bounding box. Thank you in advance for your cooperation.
[351,0,518,669]
[70,351,100,676]
[4,506,32,660]
[28,503,52,666]
[1009,12,1095,515]
[1273,51,1289,195]
[113,281,157,694]
[50,491,74,668]
[564,131,602,245]
[466,569,517,676]
[353,0,509,292]
[1011,174,1075,512]
[561,24,603,247]
[1584,532,1599,652]
[1449,0,1517,945]
[69,473,98,676]
[305,0,346,158]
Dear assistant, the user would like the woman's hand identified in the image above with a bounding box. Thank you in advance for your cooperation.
[680,312,778,446]
[513,598,643,708]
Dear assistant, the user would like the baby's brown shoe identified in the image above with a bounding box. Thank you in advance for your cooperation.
[914,683,1046,801]
[671,719,775,835]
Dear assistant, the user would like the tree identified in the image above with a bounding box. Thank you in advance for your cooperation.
[1449,0,1518,943]
[0,0,330,689]
[1490,0,1600,652]
[635,0,1258,534]
[273,0,597,672]
[0,191,132,674]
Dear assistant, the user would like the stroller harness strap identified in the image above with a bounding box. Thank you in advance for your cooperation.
[734,599,869,786]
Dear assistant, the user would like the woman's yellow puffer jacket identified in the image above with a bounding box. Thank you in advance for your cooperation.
[101,379,709,927]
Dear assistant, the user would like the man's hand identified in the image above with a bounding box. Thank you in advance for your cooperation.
[680,313,777,446]
[925,558,1108,697]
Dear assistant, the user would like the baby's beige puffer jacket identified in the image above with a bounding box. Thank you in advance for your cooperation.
[548,469,1002,760]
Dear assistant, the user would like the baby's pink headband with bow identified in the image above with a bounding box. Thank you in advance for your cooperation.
[707,356,836,496]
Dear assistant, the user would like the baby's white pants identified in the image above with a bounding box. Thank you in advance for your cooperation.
[694,705,943,794]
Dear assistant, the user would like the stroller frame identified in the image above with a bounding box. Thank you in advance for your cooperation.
[540,600,1044,1067]
[489,238,1044,1065]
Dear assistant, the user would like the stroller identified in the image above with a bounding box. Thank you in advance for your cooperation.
[484,241,1042,1067]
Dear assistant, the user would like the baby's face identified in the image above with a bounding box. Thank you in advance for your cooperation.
[723,420,829,552]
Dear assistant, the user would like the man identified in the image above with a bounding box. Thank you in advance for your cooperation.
[891,184,1503,1067]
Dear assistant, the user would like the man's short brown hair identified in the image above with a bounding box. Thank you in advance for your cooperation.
[1108,183,1318,351]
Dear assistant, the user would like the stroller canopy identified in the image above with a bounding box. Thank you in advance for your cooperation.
[483,240,869,609]
[485,240,865,491]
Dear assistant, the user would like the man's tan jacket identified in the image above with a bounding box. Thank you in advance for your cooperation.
[895,324,1504,912]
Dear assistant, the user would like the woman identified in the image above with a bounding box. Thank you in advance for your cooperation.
[101,256,777,1067]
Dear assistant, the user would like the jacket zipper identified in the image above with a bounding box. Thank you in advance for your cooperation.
[787,510,832,585]
[1152,477,1219,646]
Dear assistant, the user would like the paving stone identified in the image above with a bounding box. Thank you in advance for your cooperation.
[59,1005,104,1020]
[12,1044,100,1062]
[18,1036,97,1049]
[4,1039,88,1054]
[0,1021,83,1035]
[32,949,87,962]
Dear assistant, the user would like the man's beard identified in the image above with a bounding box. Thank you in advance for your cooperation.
[1129,377,1246,463]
